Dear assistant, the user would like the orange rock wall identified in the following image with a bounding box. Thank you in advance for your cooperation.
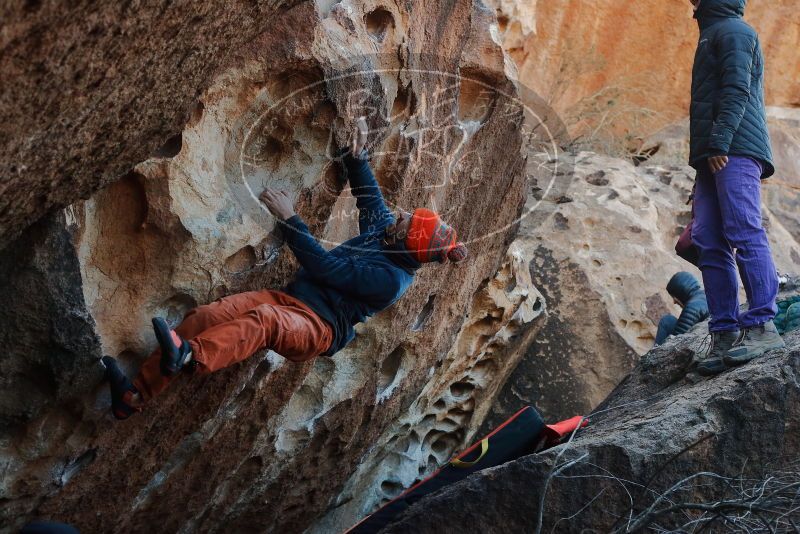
[495,0,800,140]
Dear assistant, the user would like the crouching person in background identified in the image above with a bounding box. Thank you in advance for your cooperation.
[656,272,709,346]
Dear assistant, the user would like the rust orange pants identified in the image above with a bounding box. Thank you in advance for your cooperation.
[133,290,333,402]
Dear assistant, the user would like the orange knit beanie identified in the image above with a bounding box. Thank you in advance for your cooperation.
[404,208,468,264]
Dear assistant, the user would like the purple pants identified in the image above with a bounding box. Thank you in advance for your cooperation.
[691,156,779,332]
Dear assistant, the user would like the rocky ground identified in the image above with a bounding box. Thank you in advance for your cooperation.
[381,313,800,532]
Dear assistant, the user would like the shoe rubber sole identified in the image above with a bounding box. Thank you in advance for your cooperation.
[723,339,786,367]
[101,356,140,420]
[696,358,727,377]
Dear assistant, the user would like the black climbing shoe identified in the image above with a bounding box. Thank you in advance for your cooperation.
[724,320,785,367]
[694,330,740,377]
[152,317,193,377]
[101,356,141,420]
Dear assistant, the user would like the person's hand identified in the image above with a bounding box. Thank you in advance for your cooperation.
[259,188,296,220]
[350,116,368,156]
[708,155,729,173]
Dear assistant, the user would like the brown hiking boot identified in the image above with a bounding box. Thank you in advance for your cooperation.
[724,321,785,367]
[693,330,740,377]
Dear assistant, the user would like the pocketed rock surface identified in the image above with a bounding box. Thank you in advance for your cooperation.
[0,2,535,531]
[381,323,800,532]
[2,1,799,532]
[484,148,800,425]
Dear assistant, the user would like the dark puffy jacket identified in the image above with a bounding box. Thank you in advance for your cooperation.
[690,0,774,178]
[282,152,420,356]
[667,272,709,336]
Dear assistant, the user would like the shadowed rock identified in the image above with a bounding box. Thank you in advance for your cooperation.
[381,323,800,532]
[0,2,536,532]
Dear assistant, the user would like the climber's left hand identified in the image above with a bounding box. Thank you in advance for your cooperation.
[708,155,729,174]
[260,187,296,220]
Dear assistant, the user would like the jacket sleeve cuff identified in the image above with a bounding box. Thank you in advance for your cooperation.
[334,146,369,167]
[708,127,733,155]
[281,214,309,243]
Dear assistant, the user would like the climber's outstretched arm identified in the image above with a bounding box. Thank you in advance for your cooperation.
[260,188,399,296]
[340,149,394,234]
[340,116,394,234]
[282,213,400,294]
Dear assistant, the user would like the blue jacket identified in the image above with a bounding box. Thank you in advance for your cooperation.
[281,152,420,355]
[666,272,709,337]
[690,0,774,177]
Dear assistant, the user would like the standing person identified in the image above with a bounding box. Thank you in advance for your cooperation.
[101,118,468,419]
[687,0,784,377]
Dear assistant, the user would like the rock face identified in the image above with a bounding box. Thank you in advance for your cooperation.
[0,0,306,250]
[381,323,800,532]
[0,1,545,532]
[0,212,102,429]
[763,108,800,245]
[489,0,800,145]
[311,245,545,532]
[3,2,800,533]
[483,148,800,424]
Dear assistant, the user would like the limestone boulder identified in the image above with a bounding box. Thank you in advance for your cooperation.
[485,149,800,424]
[0,0,306,250]
[4,2,798,532]
[382,322,800,532]
[0,1,540,532]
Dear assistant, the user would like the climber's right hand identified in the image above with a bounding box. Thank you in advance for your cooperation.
[260,188,296,220]
[350,116,368,157]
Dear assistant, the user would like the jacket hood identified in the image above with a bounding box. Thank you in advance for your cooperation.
[694,0,746,23]
[666,272,704,305]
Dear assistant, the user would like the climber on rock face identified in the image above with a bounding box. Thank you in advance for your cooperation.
[685,0,785,377]
[655,272,709,347]
[101,118,468,420]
